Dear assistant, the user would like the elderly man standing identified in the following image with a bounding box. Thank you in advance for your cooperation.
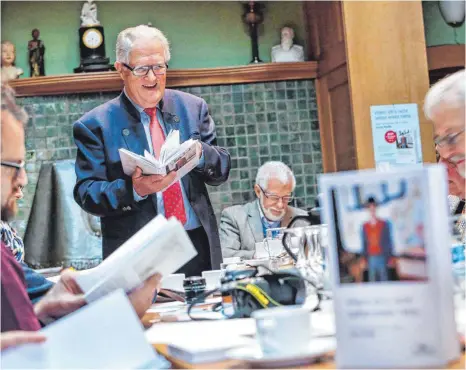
[73,25,230,275]
[220,161,307,259]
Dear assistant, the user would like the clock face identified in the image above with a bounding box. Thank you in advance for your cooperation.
[83,29,103,49]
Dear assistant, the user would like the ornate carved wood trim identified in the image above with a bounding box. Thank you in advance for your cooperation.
[9,62,318,97]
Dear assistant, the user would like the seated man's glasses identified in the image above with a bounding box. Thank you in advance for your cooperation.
[122,63,168,77]
[1,160,25,178]
[258,185,293,204]
[434,129,465,148]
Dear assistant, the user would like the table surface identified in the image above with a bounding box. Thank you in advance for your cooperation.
[142,305,466,369]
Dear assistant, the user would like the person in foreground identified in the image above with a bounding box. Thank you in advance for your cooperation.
[425,69,465,179]
[424,70,465,238]
[0,84,162,350]
[220,161,307,259]
[0,176,55,303]
[73,25,230,276]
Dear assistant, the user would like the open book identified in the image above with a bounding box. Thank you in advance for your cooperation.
[119,130,199,188]
[75,215,198,303]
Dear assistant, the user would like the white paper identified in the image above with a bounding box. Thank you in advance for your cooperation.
[319,165,459,368]
[1,290,167,369]
[167,335,254,364]
[370,104,423,169]
[76,215,197,303]
[146,300,336,345]
[145,318,257,345]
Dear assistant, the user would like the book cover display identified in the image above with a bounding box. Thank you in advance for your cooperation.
[319,165,459,368]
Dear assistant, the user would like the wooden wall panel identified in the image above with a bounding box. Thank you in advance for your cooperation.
[342,1,436,168]
[304,1,356,173]
[328,71,356,172]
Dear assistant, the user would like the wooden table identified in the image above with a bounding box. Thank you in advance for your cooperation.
[142,308,466,369]
[151,344,465,370]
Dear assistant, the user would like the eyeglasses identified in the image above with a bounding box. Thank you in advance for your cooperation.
[258,185,293,204]
[1,160,25,177]
[434,129,465,148]
[122,63,168,77]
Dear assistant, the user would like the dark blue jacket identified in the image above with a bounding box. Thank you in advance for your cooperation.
[73,90,230,268]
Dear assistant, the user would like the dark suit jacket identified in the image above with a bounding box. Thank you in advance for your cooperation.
[73,89,230,269]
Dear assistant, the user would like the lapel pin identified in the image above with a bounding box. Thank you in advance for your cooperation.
[173,115,180,123]
[122,129,130,136]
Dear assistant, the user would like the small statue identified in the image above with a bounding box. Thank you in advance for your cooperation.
[28,29,45,77]
[81,0,100,27]
[1,41,23,82]
[271,26,304,63]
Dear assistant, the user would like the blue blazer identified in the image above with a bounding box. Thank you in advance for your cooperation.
[73,89,230,268]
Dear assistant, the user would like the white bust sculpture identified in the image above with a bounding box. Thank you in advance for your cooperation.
[81,0,100,27]
[271,27,304,63]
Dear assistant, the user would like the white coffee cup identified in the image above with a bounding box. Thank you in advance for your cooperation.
[161,273,185,291]
[252,305,312,356]
[202,270,222,290]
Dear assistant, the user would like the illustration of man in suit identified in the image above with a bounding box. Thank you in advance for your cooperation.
[361,197,394,282]
[220,162,308,259]
[73,25,230,276]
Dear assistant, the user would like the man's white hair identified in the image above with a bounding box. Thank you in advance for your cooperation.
[424,69,465,120]
[116,25,171,64]
[255,161,296,191]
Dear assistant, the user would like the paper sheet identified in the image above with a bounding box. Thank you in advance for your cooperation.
[76,216,197,303]
[145,300,337,346]
[1,290,168,369]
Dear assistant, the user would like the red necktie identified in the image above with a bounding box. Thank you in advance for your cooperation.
[144,108,187,225]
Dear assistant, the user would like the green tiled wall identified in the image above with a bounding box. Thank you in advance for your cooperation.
[14,79,322,235]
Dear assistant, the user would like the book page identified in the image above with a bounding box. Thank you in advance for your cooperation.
[119,130,199,181]
[75,216,198,303]
[0,290,167,369]
[159,129,180,164]
[119,148,166,176]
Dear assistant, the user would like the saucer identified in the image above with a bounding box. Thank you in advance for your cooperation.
[225,337,336,368]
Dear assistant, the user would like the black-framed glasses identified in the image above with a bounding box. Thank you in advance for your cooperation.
[122,63,168,77]
[434,129,465,148]
[258,185,293,204]
[1,160,25,177]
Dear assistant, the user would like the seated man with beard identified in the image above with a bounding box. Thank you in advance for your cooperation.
[220,161,307,259]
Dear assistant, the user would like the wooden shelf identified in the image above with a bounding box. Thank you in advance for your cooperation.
[427,44,465,72]
[9,61,318,97]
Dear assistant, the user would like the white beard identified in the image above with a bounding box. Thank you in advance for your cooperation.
[451,154,466,178]
[259,194,286,222]
[280,39,293,51]
[457,165,465,178]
